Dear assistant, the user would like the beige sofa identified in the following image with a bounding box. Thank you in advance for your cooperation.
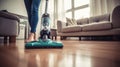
[57,5,120,40]
[0,11,20,43]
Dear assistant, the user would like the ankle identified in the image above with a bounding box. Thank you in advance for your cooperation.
[30,32,35,35]
[34,33,38,40]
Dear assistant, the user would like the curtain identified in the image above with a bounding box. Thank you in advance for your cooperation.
[56,0,66,22]
[90,0,119,16]
[54,0,66,28]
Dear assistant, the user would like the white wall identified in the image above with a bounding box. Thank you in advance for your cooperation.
[0,0,27,16]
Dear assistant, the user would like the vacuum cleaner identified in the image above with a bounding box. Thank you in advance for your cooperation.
[25,0,63,49]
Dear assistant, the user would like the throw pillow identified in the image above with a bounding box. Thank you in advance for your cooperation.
[66,17,77,26]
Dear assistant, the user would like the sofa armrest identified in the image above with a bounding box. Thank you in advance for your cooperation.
[57,20,66,33]
[0,11,20,22]
[112,5,120,28]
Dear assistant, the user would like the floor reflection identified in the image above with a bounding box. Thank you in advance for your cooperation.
[24,50,119,67]
[25,52,92,67]
[75,53,91,67]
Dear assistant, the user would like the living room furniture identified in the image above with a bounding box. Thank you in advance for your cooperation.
[0,11,20,43]
[51,28,57,40]
[57,5,120,40]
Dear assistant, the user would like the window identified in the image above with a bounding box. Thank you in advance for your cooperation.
[74,0,89,7]
[65,12,72,18]
[64,0,72,11]
[75,7,90,19]
[64,0,90,19]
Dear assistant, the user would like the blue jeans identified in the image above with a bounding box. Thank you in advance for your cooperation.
[24,0,41,33]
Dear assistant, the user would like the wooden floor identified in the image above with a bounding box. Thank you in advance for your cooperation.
[0,38,120,67]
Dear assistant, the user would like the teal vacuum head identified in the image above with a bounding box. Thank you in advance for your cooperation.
[25,39,63,49]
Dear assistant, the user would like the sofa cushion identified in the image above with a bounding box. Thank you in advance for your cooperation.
[89,14,110,23]
[77,18,89,25]
[82,21,112,31]
[62,25,82,33]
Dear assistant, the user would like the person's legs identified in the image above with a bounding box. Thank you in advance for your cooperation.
[24,0,32,27]
[24,0,34,42]
[24,0,41,42]
[30,0,41,33]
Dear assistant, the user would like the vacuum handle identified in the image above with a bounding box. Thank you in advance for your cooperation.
[45,0,48,14]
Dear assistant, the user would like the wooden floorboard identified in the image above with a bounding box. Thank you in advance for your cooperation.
[0,38,120,67]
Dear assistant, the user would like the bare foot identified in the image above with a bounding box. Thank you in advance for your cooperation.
[25,33,35,43]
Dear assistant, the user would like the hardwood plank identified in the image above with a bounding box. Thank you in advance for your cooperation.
[0,39,120,67]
